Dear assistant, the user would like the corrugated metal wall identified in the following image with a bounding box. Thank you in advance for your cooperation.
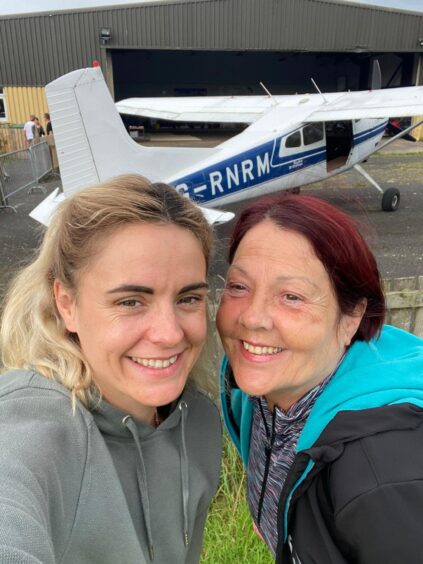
[0,0,422,86]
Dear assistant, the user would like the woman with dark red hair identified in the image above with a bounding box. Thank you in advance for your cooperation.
[217,193,423,564]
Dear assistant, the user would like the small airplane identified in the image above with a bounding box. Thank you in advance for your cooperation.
[31,65,423,225]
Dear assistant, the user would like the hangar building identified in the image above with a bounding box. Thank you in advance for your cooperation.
[0,0,422,132]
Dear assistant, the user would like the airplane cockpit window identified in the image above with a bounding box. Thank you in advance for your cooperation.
[303,123,324,145]
[285,130,301,148]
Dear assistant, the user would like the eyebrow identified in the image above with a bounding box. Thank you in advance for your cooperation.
[108,282,209,295]
[228,265,319,289]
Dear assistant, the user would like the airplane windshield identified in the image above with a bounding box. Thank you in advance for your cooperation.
[285,130,301,148]
[303,123,324,145]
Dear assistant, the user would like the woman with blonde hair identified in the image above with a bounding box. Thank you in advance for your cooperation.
[0,174,221,564]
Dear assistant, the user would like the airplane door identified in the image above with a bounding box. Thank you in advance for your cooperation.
[325,120,353,172]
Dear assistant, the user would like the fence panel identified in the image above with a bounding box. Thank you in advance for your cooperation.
[30,141,52,183]
[0,126,26,154]
[384,276,423,337]
[0,141,52,209]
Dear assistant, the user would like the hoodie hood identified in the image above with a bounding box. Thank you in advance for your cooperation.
[93,393,183,439]
[297,325,423,451]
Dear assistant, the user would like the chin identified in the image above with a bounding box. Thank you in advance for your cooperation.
[143,381,187,407]
[233,373,270,398]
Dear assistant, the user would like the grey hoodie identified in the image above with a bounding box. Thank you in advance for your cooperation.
[0,370,221,564]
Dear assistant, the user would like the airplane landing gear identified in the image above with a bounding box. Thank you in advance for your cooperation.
[353,164,400,212]
[381,188,400,212]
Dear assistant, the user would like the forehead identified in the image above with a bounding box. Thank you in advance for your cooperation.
[235,220,315,262]
[232,220,329,284]
[78,222,206,286]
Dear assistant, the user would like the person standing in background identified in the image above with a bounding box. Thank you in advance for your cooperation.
[34,117,45,140]
[44,112,53,135]
[23,115,35,146]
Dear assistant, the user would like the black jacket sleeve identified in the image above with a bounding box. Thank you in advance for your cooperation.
[335,480,423,563]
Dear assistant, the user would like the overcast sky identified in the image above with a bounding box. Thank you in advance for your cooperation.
[0,0,422,16]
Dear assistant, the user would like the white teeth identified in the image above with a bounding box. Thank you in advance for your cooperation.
[242,341,282,355]
[130,355,178,369]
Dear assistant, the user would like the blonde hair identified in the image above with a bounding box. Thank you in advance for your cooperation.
[1,175,217,407]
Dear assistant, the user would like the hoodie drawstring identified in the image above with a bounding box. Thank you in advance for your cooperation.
[122,401,190,558]
[122,415,155,561]
[179,400,190,546]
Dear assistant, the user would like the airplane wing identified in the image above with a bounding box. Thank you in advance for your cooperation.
[117,85,423,125]
[116,95,277,124]
[306,86,423,122]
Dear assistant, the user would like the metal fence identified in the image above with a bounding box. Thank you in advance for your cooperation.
[0,141,52,211]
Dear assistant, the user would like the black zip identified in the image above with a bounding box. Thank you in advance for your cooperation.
[257,401,277,525]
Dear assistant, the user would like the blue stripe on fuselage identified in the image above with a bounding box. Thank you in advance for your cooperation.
[172,136,325,203]
[171,121,386,203]
[353,121,388,145]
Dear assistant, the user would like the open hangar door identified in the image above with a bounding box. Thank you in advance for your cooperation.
[111,49,416,133]
[112,49,416,99]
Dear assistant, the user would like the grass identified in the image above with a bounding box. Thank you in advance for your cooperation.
[374,151,423,157]
[201,433,273,564]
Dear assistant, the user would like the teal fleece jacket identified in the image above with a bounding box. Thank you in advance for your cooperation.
[0,370,221,564]
[220,324,423,540]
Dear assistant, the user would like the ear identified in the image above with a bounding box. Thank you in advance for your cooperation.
[339,299,367,347]
[53,279,78,333]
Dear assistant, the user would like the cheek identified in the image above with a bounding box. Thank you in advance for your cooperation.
[76,318,126,357]
[186,314,208,348]
[216,300,238,335]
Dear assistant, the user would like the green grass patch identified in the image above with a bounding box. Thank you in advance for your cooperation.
[373,151,423,157]
[201,433,273,564]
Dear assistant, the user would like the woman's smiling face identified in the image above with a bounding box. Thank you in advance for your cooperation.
[55,222,208,421]
[217,220,362,410]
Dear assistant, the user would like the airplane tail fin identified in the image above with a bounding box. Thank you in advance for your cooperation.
[32,67,233,225]
[45,67,217,196]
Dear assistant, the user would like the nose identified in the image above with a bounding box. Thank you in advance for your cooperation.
[147,304,185,347]
[238,293,274,332]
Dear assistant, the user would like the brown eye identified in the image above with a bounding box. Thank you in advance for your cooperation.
[282,293,303,304]
[225,283,247,295]
[177,294,205,306]
[118,299,141,307]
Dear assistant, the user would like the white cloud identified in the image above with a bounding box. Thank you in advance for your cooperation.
[341,0,423,11]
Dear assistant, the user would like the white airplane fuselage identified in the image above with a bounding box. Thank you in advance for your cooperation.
[167,117,387,207]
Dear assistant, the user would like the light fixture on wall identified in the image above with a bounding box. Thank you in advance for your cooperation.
[418,38,423,47]
[100,27,112,45]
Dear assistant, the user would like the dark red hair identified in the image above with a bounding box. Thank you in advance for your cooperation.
[228,194,385,342]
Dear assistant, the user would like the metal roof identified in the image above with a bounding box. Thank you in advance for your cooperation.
[1,0,422,86]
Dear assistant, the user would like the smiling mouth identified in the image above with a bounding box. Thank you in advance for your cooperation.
[242,341,283,355]
[129,355,178,369]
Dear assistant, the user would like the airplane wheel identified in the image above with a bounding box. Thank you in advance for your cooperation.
[381,188,400,212]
